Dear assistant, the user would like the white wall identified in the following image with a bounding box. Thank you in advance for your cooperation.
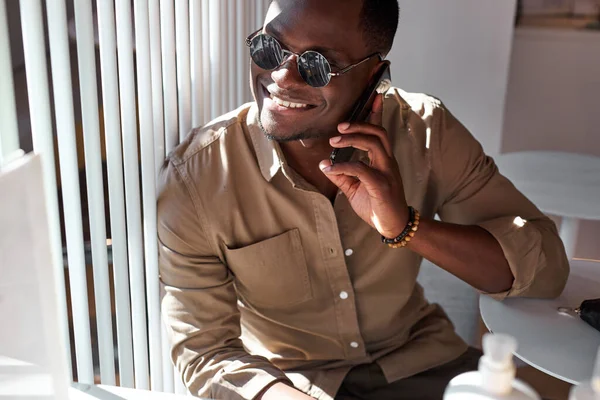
[502,28,600,156]
[388,0,517,156]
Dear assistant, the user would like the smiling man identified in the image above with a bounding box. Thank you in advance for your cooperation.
[157,1,569,399]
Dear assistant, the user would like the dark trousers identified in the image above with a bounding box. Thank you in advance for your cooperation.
[335,347,482,400]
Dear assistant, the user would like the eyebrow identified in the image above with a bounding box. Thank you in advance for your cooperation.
[265,24,349,64]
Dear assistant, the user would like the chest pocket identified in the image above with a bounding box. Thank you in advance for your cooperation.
[223,228,313,308]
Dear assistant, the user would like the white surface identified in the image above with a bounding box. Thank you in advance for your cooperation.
[494,151,600,220]
[70,383,196,399]
[390,0,516,156]
[480,259,600,385]
[0,154,70,399]
[502,28,600,157]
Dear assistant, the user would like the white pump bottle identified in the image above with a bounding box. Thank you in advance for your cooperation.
[443,333,540,400]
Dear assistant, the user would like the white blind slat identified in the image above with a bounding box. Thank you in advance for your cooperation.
[115,0,150,389]
[161,0,178,156]
[73,0,115,385]
[235,0,246,108]
[133,0,163,391]
[191,0,204,128]
[97,0,135,387]
[219,1,228,114]
[201,0,211,121]
[227,0,236,112]
[208,0,221,118]
[149,0,165,183]
[256,0,263,30]
[175,0,192,141]
[247,0,256,103]
[20,0,83,383]
[46,0,92,385]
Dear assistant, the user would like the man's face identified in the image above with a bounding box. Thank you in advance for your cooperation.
[250,0,379,142]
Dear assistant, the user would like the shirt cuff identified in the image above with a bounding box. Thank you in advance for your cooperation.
[212,363,294,400]
[477,215,547,300]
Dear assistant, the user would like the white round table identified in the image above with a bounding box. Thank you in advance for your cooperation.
[495,151,600,259]
[480,259,600,384]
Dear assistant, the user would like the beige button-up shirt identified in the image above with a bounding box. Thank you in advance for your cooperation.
[158,88,569,400]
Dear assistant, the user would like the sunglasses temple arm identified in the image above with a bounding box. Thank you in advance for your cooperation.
[331,53,382,77]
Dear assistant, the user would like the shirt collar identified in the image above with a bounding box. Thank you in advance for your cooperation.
[246,103,283,182]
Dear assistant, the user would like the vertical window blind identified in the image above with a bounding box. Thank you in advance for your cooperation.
[0,0,272,393]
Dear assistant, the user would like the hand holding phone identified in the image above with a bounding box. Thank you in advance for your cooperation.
[320,60,409,240]
[329,61,392,165]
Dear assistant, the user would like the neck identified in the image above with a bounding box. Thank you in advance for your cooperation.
[279,138,339,201]
[280,137,331,171]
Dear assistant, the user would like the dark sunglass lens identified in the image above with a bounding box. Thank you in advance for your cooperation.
[298,51,331,87]
[250,34,283,70]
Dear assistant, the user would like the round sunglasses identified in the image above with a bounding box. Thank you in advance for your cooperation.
[246,28,382,88]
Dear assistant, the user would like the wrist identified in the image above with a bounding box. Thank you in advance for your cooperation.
[383,206,411,239]
[381,206,420,248]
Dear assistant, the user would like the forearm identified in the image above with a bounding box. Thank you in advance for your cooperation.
[258,382,315,400]
[407,217,514,293]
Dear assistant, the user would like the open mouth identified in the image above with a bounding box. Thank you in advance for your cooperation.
[261,84,317,112]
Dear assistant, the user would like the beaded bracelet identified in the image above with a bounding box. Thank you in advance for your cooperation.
[381,206,420,248]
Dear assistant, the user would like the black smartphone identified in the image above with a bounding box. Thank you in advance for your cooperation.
[329,61,392,165]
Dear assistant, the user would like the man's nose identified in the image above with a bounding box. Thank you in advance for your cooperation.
[271,54,306,89]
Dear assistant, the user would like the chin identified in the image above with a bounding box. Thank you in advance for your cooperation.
[258,111,328,142]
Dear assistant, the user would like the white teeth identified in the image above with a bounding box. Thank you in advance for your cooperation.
[269,93,308,109]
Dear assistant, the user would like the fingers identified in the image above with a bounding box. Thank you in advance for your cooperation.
[337,112,392,157]
[318,160,360,197]
[329,133,390,171]
[319,159,385,198]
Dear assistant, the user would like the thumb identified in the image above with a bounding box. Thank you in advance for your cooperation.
[319,160,357,197]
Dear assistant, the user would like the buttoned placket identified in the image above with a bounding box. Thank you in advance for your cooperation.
[278,154,367,359]
[311,192,367,359]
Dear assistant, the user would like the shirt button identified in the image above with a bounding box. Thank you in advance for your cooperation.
[344,249,354,256]
[350,342,359,349]
[339,291,349,300]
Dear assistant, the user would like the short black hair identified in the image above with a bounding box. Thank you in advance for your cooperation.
[359,0,400,56]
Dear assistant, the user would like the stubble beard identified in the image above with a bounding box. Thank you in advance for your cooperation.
[258,114,329,143]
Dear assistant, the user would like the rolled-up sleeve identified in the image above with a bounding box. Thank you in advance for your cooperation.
[158,161,291,399]
[432,106,569,300]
